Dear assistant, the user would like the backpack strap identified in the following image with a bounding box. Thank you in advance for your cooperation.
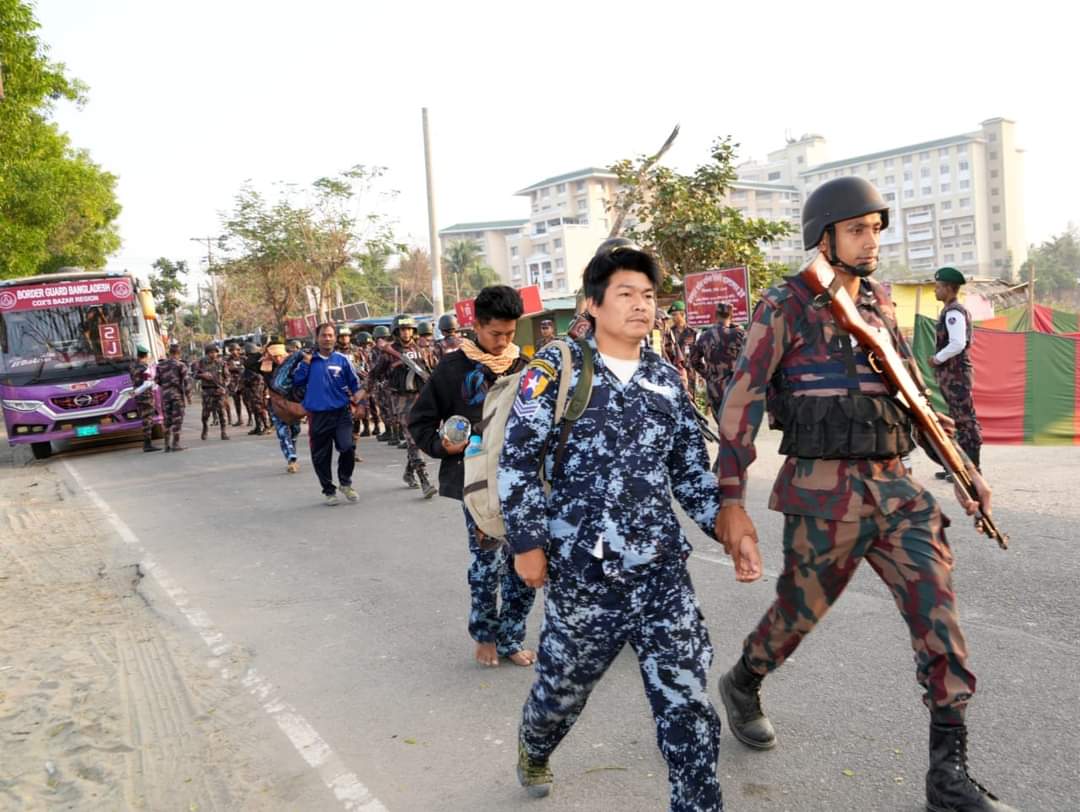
[550,339,594,477]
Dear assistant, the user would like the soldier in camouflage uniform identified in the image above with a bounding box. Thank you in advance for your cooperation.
[156,341,191,452]
[241,342,270,435]
[225,342,245,427]
[352,331,377,437]
[371,325,397,442]
[663,300,698,392]
[499,239,754,809]
[690,302,746,424]
[371,315,436,495]
[713,177,1013,812]
[434,314,463,363]
[129,345,161,452]
[416,320,435,354]
[195,344,230,441]
[930,266,982,478]
[534,318,556,351]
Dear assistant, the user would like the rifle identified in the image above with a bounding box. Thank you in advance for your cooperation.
[381,344,431,384]
[692,403,721,445]
[799,255,1008,550]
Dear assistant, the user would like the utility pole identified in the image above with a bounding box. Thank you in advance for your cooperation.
[1027,257,1036,327]
[191,236,222,338]
[422,108,445,317]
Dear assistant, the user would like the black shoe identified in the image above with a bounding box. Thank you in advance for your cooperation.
[926,721,1016,811]
[718,660,776,750]
[377,431,393,443]
[143,441,162,453]
[201,425,208,441]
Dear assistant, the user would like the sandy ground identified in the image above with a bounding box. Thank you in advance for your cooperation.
[0,442,322,811]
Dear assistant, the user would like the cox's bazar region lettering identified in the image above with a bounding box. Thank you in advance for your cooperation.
[25,294,114,309]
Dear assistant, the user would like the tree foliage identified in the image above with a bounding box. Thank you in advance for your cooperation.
[1023,225,1080,301]
[609,136,792,297]
[0,0,121,278]
[148,257,188,330]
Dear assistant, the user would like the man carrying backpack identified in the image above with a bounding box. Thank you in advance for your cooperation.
[497,239,762,809]
[409,286,537,668]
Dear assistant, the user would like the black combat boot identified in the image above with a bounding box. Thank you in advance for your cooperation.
[201,423,208,441]
[718,655,776,750]
[377,427,393,442]
[220,426,230,440]
[926,714,1016,812]
[360,421,371,438]
[143,439,161,452]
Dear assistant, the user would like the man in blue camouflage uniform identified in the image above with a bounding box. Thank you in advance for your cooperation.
[713,177,1014,812]
[499,239,761,810]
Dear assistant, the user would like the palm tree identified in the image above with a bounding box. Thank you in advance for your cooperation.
[443,240,483,302]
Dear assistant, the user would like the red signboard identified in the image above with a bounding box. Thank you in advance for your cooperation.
[0,278,135,312]
[454,299,477,328]
[518,285,543,315]
[684,267,751,327]
[285,317,309,339]
[98,323,123,358]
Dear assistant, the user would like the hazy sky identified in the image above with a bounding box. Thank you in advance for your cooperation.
[36,0,1074,283]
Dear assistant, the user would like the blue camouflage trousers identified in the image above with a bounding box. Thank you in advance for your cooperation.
[270,412,301,462]
[521,553,723,812]
[463,506,535,656]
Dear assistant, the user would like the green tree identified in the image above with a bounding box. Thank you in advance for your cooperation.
[609,136,792,297]
[442,240,482,302]
[0,0,121,278]
[1023,225,1080,301]
[148,257,188,329]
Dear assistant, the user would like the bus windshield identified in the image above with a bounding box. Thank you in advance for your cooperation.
[0,301,141,386]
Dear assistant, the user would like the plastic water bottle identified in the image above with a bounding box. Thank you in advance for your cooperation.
[441,415,471,446]
[464,435,483,457]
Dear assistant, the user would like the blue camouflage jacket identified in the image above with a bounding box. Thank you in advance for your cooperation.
[497,336,720,574]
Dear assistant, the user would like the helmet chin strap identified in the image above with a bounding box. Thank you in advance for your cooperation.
[825,225,876,278]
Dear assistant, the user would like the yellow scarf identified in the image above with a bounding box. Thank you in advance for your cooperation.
[460,338,521,374]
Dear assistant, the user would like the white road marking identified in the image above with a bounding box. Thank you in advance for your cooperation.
[63,459,387,812]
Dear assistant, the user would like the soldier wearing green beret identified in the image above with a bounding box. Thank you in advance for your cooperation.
[662,300,698,392]
[929,267,982,478]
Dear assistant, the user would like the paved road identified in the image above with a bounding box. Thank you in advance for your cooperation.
[31,420,1080,811]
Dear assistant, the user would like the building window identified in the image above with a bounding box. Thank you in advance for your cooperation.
[957,144,968,154]
[921,166,930,178]
[555,183,566,193]
[536,242,548,254]
[988,133,997,142]
[555,257,564,269]
[921,186,932,196]
[992,205,1000,214]
[883,175,894,185]
[576,180,586,191]
[768,171,781,180]
[944,254,955,262]
[884,192,896,202]
[557,278,567,290]
[797,155,804,164]
[942,200,952,210]
[939,147,950,156]
[553,238,562,250]
[940,164,950,175]
[919,151,930,159]
[541,188,550,198]
[992,223,1001,231]
[534,222,546,235]
[959,179,970,190]
[991,187,1000,196]
[990,169,999,178]
[960,198,971,208]
[903,155,912,165]
[577,198,588,211]
[904,189,914,199]
[884,158,894,167]
[904,170,913,182]
[962,251,974,261]
[941,183,951,193]
[510,246,518,257]
[544,280,554,290]
[994,241,1002,249]
[958,160,969,172]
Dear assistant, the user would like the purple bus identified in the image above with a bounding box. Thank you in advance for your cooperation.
[0,270,165,459]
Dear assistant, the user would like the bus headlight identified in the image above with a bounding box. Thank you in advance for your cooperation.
[2,399,44,412]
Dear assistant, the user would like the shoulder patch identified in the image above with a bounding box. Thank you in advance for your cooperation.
[527,358,556,379]
[518,367,551,401]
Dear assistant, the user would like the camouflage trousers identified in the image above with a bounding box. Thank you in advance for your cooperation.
[201,390,226,426]
[743,491,975,723]
[243,379,269,430]
[379,386,396,432]
[161,390,186,442]
[136,398,155,442]
[521,556,722,811]
[462,506,535,656]
[936,365,982,465]
[392,393,425,475]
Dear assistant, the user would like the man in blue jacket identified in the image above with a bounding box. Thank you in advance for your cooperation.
[293,322,365,506]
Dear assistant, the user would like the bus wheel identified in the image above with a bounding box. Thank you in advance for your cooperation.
[31,441,53,460]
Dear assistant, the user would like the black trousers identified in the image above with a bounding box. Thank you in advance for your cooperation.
[308,408,355,494]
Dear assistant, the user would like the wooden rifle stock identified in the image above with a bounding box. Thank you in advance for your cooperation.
[799,255,1008,550]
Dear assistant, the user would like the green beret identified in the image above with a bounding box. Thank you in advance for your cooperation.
[136,344,149,355]
[934,266,966,286]
[668,300,686,313]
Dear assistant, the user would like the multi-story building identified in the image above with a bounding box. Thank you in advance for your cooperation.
[505,167,621,295]
[726,181,805,267]
[737,119,1026,279]
[437,219,528,284]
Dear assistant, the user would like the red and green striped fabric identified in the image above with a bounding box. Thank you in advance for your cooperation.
[984,305,1080,335]
[914,314,1080,445]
